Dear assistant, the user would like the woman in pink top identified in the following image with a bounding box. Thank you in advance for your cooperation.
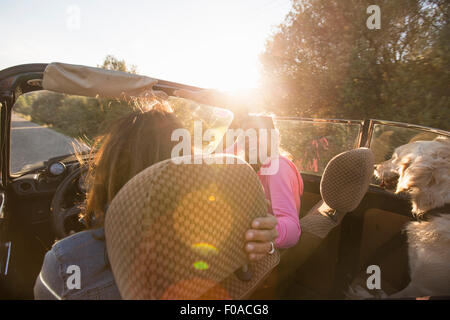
[175,89,302,258]
[237,115,303,249]
[258,155,303,248]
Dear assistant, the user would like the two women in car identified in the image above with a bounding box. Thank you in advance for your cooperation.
[34,90,303,299]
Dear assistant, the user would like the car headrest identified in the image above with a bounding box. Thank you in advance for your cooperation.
[320,148,374,213]
[104,154,280,300]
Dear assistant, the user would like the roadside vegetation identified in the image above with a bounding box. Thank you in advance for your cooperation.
[12,0,449,175]
[260,0,449,131]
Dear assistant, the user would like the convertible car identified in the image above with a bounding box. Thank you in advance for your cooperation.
[0,63,448,299]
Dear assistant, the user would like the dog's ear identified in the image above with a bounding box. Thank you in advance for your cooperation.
[396,164,433,193]
[398,158,412,177]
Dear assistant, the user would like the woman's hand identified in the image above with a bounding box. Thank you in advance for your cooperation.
[245,212,278,261]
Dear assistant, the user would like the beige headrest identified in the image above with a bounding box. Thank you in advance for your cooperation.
[320,148,374,213]
[105,154,279,300]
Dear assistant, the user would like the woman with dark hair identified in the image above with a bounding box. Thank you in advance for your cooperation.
[34,99,278,300]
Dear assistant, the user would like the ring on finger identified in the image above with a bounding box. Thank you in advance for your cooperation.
[268,241,275,255]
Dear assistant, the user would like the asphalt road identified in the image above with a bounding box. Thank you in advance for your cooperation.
[11,112,88,173]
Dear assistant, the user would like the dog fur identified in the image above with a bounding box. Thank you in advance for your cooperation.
[372,136,450,298]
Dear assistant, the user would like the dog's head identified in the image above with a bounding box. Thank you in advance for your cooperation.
[375,136,450,214]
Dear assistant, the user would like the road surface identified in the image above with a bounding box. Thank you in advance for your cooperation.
[11,112,88,173]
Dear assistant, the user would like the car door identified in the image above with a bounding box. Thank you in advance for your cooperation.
[0,64,48,298]
[260,117,364,298]
[0,185,11,297]
[339,120,450,295]
[0,100,12,297]
[269,118,449,299]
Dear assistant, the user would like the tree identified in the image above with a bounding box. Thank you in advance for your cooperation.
[260,0,449,130]
[98,54,137,74]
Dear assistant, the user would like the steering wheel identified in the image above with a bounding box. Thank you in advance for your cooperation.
[51,166,87,239]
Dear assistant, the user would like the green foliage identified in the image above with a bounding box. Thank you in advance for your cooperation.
[98,54,137,74]
[14,90,135,142]
[13,55,142,141]
[260,0,449,130]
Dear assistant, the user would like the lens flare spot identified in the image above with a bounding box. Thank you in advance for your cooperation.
[193,261,209,270]
[161,278,231,300]
[173,187,233,248]
[192,242,219,255]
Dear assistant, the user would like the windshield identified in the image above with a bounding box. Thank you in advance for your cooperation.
[275,119,362,176]
[11,90,233,174]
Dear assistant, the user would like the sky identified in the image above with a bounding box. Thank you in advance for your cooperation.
[0,0,292,92]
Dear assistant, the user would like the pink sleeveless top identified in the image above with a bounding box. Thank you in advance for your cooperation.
[257,155,303,248]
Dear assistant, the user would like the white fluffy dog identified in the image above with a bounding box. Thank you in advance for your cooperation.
[373,136,450,298]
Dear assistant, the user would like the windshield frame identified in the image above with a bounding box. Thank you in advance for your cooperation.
[365,119,450,148]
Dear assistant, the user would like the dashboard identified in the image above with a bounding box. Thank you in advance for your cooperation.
[9,156,88,227]
[12,161,83,196]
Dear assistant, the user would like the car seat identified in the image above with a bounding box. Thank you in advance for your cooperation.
[271,148,375,297]
[104,154,280,299]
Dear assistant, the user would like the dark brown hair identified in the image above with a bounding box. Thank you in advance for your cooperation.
[81,99,183,228]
